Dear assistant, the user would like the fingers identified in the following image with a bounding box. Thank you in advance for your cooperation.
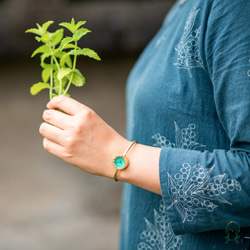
[43,109,71,130]
[47,95,86,116]
[43,138,71,159]
[41,96,91,148]
[39,122,64,146]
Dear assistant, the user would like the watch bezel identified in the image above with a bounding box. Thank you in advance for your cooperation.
[112,155,129,170]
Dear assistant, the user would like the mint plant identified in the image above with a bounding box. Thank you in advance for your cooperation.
[26,18,101,100]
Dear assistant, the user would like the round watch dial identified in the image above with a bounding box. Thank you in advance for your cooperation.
[113,155,129,170]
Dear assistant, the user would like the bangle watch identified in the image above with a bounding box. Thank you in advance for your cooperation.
[112,141,137,181]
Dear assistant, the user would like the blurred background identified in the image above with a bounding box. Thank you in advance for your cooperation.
[0,0,175,249]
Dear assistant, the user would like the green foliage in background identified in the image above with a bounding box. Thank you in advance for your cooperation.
[26,18,101,100]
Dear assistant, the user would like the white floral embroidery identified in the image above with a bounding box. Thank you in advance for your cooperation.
[138,200,183,250]
[138,122,201,248]
[174,8,204,77]
[152,122,205,151]
[151,122,241,224]
[138,122,200,249]
[167,163,242,222]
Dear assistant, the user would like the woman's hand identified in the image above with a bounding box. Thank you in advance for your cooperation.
[39,95,130,178]
[39,95,161,194]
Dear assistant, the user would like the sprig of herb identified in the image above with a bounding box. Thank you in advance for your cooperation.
[25,18,101,100]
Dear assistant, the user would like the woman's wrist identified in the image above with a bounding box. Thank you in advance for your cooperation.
[114,143,162,195]
[105,136,132,179]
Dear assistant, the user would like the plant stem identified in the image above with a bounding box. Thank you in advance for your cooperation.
[49,44,62,96]
[63,40,77,96]
[52,54,63,95]
[49,56,53,100]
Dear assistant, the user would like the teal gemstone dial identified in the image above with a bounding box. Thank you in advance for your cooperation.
[113,155,129,170]
[115,157,125,168]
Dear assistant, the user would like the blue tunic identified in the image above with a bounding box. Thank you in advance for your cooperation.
[120,0,250,249]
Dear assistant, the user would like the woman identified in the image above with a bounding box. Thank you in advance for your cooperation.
[39,0,250,249]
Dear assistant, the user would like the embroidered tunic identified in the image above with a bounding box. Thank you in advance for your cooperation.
[120,0,250,249]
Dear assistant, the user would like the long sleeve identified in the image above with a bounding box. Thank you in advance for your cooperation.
[160,0,250,235]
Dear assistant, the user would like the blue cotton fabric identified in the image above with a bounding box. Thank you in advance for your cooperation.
[120,0,250,249]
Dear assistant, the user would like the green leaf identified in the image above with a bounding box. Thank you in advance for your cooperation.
[74,20,86,31]
[54,86,63,95]
[25,21,54,36]
[41,34,51,43]
[60,37,74,51]
[62,44,77,50]
[42,67,53,83]
[41,20,54,34]
[59,18,86,34]
[25,28,42,36]
[60,53,73,68]
[41,62,57,71]
[59,20,75,34]
[53,72,60,87]
[69,69,85,87]
[54,72,68,94]
[73,28,91,41]
[31,45,50,57]
[57,68,72,81]
[53,85,60,95]
[35,36,42,42]
[53,50,64,59]
[68,48,101,61]
[51,29,64,46]
[30,82,50,95]
[40,52,52,66]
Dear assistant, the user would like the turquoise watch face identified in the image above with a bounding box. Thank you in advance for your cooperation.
[115,157,125,168]
[113,155,129,170]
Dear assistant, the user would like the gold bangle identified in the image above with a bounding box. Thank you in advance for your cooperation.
[112,141,137,181]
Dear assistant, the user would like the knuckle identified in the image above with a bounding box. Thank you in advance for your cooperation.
[84,108,95,119]
[79,107,93,118]
[78,108,95,126]
[71,114,88,134]
[64,134,77,148]
[74,121,84,135]
[62,151,74,159]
